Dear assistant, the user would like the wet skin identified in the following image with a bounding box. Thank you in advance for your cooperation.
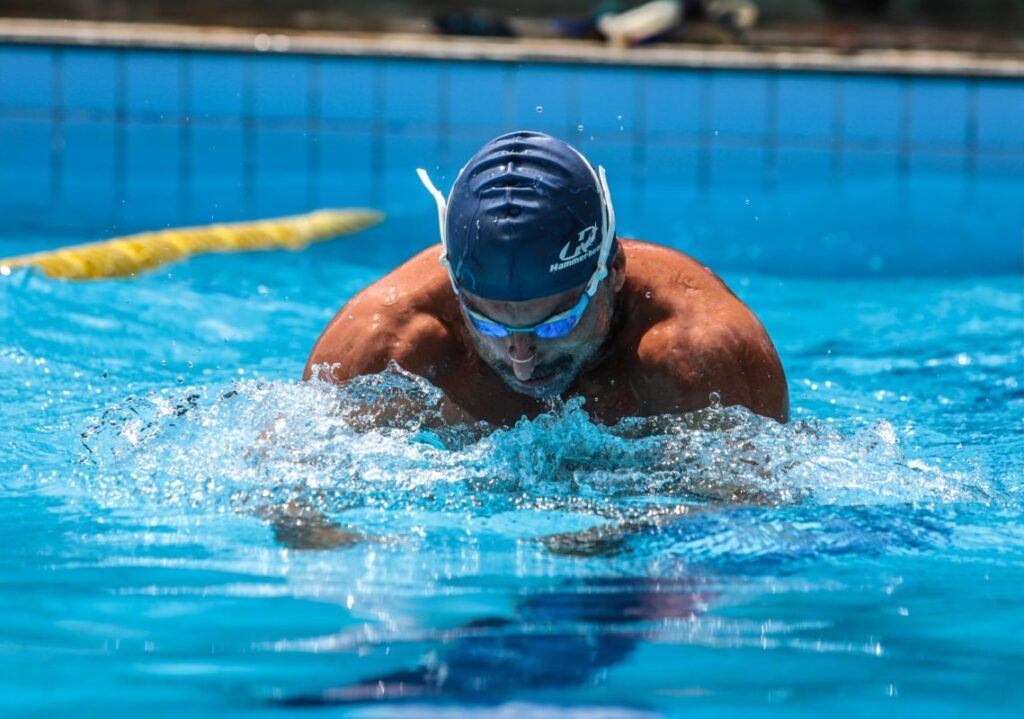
[304,239,789,426]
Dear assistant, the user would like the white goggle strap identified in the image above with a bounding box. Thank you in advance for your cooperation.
[416,167,458,293]
[585,164,617,297]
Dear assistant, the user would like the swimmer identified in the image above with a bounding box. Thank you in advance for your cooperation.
[305,131,788,426]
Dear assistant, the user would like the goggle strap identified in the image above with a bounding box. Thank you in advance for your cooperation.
[585,165,615,296]
[416,167,459,293]
[599,164,616,248]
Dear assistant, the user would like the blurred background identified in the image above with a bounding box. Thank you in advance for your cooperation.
[1,1,1021,275]
[1,1,1023,53]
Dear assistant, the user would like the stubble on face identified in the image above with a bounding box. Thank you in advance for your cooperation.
[466,291,614,400]
[485,343,596,399]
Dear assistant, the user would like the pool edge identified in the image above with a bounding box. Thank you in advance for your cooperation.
[1,17,1023,78]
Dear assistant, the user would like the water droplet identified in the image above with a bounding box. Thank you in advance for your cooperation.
[535,105,543,113]
[644,290,652,299]
[708,391,722,408]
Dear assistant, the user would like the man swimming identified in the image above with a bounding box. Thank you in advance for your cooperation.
[305,131,788,426]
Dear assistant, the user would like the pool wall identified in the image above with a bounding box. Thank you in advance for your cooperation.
[1,30,1022,275]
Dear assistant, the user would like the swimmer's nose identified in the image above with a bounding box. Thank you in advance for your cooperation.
[508,336,538,380]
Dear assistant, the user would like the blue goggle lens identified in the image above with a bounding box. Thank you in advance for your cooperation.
[467,307,585,339]
[534,311,584,338]
[469,316,511,337]
[463,291,590,340]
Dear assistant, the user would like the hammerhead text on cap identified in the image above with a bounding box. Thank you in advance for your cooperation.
[549,224,600,273]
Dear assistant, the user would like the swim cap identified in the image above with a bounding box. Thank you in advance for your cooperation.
[418,131,616,302]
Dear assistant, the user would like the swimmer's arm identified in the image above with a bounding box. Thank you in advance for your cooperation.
[635,325,789,422]
[253,501,372,550]
[304,312,480,428]
[541,506,702,557]
[301,362,478,430]
[542,487,784,558]
[728,323,789,422]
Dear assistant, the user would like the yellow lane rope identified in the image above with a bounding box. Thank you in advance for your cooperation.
[0,208,384,281]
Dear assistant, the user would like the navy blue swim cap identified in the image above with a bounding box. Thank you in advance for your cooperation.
[423,131,616,302]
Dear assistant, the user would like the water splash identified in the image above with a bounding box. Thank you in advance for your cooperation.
[76,365,992,527]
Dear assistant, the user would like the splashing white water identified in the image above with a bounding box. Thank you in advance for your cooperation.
[75,366,991,522]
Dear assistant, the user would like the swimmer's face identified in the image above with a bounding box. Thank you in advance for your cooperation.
[459,253,626,400]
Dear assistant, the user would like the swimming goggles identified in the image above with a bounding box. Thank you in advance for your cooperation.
[417,147,616,340]
[461,290,592,339]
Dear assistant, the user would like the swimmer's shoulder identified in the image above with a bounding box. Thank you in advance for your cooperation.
[304,244,461,383]
[619,238,788,421]
[629,314,789,422]
[619,237,760,330]
[353,243,455,314]
[619,238,742,306]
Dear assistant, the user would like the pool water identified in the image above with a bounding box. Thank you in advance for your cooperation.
[1,221,1022,717]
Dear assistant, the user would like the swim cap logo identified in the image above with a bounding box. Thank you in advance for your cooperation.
[549,224,600,273]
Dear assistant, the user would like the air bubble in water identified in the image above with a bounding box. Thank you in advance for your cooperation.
[535,105,543,113]
[578,125,584,132]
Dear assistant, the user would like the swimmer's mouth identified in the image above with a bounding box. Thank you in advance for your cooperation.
[514,369,562,390]
[517,373,554,388]
[499,358,572,393]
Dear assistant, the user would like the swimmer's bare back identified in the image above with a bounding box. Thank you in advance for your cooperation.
[304,239,789,425]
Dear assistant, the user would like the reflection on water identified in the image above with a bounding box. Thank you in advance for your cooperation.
[278,577,707,707]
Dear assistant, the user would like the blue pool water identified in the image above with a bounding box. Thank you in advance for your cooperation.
[2,209,1022,717]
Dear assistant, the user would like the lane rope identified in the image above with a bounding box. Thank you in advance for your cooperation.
[0,208,384,281]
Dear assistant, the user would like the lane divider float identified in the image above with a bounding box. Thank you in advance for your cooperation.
[0,208,384,281]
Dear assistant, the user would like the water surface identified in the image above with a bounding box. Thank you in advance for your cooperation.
[1,233,1022,718]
